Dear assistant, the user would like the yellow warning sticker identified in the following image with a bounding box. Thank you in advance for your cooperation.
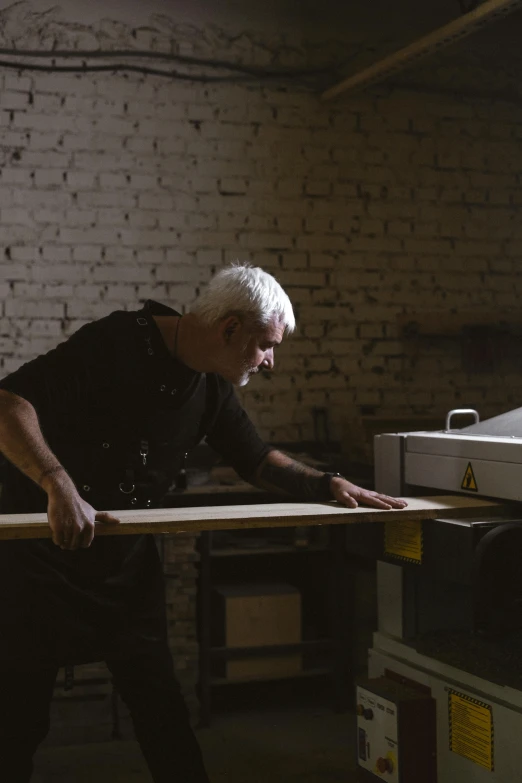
[449,690,493,771]
[384,520,422,564]
[461,462,478,492]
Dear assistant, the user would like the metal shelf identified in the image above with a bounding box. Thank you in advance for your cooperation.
[210,640,332,659]
[198,525,353,725]
[210,667,331,687]
[210,544,328,558]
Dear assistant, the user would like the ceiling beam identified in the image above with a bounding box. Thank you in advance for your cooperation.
[321,0,522,101]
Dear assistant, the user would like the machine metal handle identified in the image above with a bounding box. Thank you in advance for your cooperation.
[445,408,480,431]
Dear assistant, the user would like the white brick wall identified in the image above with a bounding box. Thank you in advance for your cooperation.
[1,17,522,452]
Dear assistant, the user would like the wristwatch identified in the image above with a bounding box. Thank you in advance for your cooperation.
[319,471,344,501]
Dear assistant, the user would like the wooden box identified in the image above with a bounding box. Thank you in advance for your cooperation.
[212,583,302,681]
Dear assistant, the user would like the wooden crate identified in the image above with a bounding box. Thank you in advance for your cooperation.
[212,583,302,681]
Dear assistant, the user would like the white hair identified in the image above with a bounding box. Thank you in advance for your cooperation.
[191,263,295,333]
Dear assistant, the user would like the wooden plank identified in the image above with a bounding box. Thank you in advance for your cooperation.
[0,496,509,541]
[321,0,522,100]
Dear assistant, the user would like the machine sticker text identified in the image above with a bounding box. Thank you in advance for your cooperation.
[448,690,493,771]
[384,520,423,564]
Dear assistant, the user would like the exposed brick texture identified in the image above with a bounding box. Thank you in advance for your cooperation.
[2,51,522,446]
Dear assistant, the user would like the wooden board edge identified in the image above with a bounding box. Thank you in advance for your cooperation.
[0,497,514,541]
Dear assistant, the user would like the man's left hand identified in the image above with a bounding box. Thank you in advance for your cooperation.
[330,476,407,510]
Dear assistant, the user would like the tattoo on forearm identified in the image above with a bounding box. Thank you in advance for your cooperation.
[38,465,66,487]
[258,461,327,501]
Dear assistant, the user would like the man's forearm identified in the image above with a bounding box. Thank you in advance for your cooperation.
[253,447,407,512]
[0,390,72,494]
[253,449,330,501]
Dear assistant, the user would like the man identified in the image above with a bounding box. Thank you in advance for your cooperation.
[0,263,406,782]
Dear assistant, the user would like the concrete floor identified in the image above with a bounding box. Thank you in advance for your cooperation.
[33,707,357,782]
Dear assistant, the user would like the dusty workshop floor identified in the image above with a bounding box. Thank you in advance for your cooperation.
[33,707,357,782]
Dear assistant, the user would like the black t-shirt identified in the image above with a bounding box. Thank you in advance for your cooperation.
[0,299,270,512]
[0,300,271,667]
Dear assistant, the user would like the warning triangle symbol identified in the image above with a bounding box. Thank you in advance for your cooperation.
[461,462,478,492]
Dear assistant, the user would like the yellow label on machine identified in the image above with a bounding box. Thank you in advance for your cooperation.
[384,520,422,564]
[461,462,478,492]
[449,690,494,771]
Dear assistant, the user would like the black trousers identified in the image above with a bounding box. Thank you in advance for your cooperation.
[0,645,210,783]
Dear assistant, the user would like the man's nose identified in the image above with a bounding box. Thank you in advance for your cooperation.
[262,349,274,370]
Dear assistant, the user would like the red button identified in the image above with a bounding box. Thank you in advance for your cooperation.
[377,757,393,774]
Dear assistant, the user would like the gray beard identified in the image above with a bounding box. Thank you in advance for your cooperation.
[233,343,256,387]
[237,372,251,387]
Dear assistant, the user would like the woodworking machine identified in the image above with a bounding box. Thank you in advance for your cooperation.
[353,407,522,783]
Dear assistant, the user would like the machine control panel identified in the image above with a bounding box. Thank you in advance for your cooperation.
[356,676,437,783]
[356,686,399,781]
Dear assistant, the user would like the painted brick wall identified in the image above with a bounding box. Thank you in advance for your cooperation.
[0,33,522,456]
[2,53,522,452]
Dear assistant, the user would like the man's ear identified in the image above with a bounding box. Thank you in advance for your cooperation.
[221,315,241,342]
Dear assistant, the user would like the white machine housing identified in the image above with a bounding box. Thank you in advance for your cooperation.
[370,407,522,783]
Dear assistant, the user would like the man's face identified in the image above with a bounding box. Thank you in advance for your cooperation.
[224,316,285,387]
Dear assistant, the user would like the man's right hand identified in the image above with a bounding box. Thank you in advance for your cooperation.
[0,394,121,548]
[46,482,120,550]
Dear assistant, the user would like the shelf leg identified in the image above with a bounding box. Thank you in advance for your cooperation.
[329,524,353,713]
[198,530,212,727]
